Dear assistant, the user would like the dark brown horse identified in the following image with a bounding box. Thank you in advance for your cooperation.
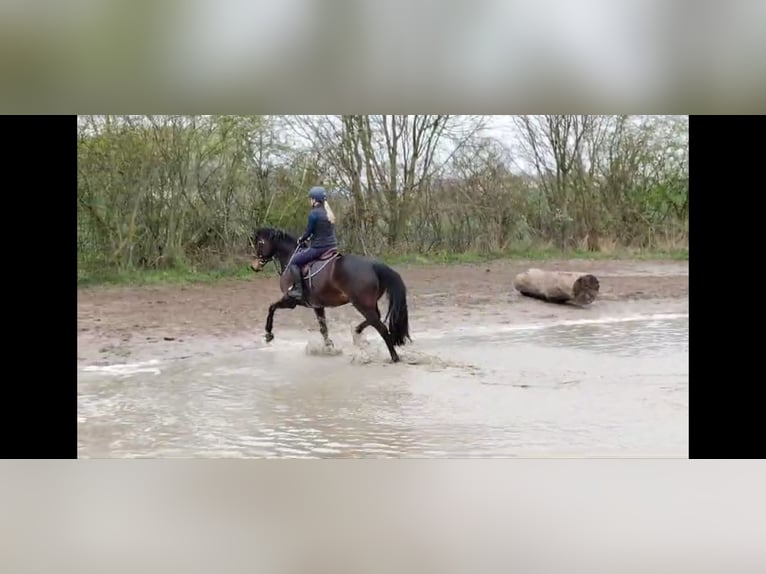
[250,227,411,362]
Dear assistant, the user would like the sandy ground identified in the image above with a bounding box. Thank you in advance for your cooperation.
[77,258,689,366]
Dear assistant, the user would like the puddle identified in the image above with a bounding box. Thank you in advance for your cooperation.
[78,312,689,458]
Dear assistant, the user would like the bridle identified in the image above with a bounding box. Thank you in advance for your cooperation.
[254,237,300,276]
[254,238,277,273]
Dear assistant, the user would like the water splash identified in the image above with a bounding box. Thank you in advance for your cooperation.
[304,341,343,357]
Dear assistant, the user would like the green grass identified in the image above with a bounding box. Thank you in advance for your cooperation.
[387,245,688,266]
[77,262,269,288]
[78,246,687,288]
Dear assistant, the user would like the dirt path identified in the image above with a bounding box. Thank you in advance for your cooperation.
[77,258,688,365]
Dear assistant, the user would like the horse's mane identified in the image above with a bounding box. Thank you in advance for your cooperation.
[254,226,297,245]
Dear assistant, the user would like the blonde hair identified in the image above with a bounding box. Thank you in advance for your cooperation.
[324,199,336,224]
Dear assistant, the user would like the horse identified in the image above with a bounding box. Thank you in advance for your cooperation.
[250,227,411,363]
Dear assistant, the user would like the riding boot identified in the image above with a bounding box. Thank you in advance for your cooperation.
[286,264,304,299]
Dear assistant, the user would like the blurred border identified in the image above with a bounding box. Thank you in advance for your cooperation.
[2,459,766,572]
[1,1,765,113]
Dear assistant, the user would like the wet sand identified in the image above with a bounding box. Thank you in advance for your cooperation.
[78,258,688,365]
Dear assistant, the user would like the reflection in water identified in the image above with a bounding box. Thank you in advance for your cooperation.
[78,316,689,458]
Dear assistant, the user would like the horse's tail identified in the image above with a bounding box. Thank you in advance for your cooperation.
[372,261,411,347]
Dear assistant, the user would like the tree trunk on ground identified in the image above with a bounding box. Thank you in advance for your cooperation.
[513,268,600,306]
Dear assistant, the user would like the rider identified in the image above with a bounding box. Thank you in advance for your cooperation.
[287,186,338,299]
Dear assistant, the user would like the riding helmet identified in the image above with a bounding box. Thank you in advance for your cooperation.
[308,186,327,203]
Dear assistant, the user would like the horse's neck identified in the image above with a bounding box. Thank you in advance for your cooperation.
[276,241,296,268]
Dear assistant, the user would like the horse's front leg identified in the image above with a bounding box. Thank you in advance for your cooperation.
[264,296,297,343]
[314,307,334,348]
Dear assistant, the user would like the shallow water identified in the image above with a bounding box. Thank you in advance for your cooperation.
[78,312,689,458]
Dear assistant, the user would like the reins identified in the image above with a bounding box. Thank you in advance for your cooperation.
[260,243,301,276]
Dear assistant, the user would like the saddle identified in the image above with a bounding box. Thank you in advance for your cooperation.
[301,248,340,279]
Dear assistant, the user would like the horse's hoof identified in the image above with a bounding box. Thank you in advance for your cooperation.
[264,333,274,343]
[391,355,401,363]
[325,339,335,348]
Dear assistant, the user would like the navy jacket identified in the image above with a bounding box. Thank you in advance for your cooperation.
[299,206,337,249]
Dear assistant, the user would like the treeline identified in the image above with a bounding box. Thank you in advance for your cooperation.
[77,115,688,272]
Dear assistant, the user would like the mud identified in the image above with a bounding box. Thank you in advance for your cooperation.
[78,259,687,365]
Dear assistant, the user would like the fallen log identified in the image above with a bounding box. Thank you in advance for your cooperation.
[513,268,600,306]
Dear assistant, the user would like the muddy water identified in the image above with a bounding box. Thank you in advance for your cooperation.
[78,311,688,458]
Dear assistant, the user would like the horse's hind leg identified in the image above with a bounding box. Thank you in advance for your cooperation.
[313,307,334,348]
[353,304,380,335]
[353,302,399,363]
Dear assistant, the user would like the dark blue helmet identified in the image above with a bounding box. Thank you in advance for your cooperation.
[308,186,327,203]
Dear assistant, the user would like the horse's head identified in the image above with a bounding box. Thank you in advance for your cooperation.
[250,228,271,272]
[250,227,289,272]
